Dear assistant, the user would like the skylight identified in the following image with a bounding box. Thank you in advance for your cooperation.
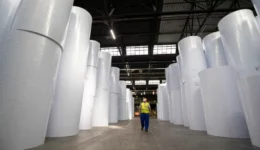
[135,80,146,85]
[126,80,132,85]
[126,45,148,56]
[153,44,176,55]
[148,80,160,85]
[101,47,120,56]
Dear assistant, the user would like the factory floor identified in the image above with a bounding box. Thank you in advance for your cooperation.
[30,119,259,150]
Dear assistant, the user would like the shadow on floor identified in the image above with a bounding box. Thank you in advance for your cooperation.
[29,119,260,150]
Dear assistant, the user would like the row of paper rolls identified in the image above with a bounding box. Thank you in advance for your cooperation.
[0,0,134,149]
[158,2,260,148]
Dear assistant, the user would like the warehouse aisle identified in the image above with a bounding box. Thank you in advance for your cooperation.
[30,119,258,150]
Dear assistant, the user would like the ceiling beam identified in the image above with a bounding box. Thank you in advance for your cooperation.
[113,60,174,65]
[120,76,165,79]
[93,8,253,22]
[92,30,216,38]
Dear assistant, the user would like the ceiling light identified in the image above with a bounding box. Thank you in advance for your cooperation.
[110,29,116,40]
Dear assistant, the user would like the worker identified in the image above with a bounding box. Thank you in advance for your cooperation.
[139,97,151,132]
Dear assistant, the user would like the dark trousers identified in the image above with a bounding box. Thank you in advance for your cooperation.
[140,113,149,130]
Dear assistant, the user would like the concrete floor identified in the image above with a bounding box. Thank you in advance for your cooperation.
[29,119,260,150]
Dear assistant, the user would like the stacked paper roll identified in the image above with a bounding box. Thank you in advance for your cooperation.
[80,40,100,130]
[126,89,133,120]
[252,0,260,16]
[0,0,73,149]
[218,9,260,72]
[157,84,169,121]
[169,64,183,125]
[109,67,120,123]
[203,32,227,68]
[119,81,127,120]
[132,96,135,118]
[218,9,260,146]
[177,56,189,127]
[12,0,74,44]
[179,36,207,131]
[0,0,21,41]
[47,7,92,137]
[165,67,174,123]
[255,16,260,34]
[157,89,162,120]
[199,66,249,138]
[92,52,112,126]
[238,75,260,147]
[157,103,161,120]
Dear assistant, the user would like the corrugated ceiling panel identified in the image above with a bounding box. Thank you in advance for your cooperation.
[158,34,181,43]
[163,0,183,3]
[159,19,186,32]
[163,3,191,12]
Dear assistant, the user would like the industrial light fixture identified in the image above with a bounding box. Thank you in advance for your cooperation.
[110,29,116,40]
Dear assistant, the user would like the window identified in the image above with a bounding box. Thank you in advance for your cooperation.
[126,45,148,56]
[153,44,176,55]
[126,81,132,85]
[135,80,146,85]
[162,80,166,83]
[148,80,160,85]
[101,47,120,56]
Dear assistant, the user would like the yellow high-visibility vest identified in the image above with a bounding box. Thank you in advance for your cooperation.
[140,102,150,114]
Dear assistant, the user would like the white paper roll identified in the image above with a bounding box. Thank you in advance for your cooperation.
[119,81,127,99]
[87,40,100,67]
[126,89,133,120]
[79,95,95,130]
[184,82,206,131]
[109,93,119,123]
[157,88,163,120]
[83,66,98,97]
[0,0,21,41]
[47,7,92,137]
[171,90,183,125]
[169,64,180,90]
[218,9,260,69]
[110,67,120,94]
[92,89,110,126]
[132,96,135,118]
[256,16,260,34]
[199,66,249,138]
[119,81,127,120]
[92,52,112,126]
[178,36,207,83]
[169,63,183,125]
[12,0,74,45]
[167,93,173,123]
[0,30,62,150]
[177,56,189,127]
[238,74,260,147]
[165,67,171,93]
[158,84,169,121]
[79,66,98,130]
[252,0,260,16]
[178,36,207,131]
[203,32,227,68]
